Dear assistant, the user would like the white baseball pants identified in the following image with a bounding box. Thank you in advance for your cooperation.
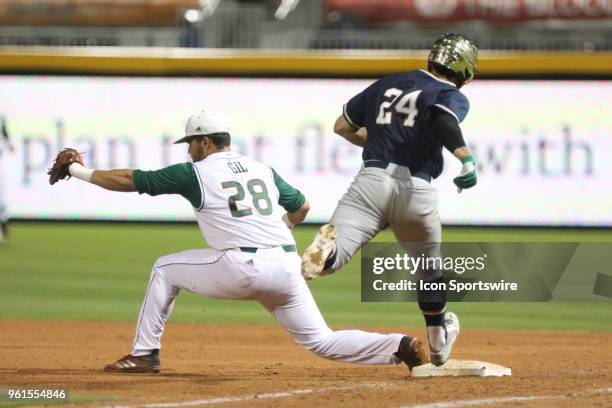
[131,246,404,365]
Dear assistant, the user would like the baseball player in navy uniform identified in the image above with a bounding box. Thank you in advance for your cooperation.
[302,33,479,367]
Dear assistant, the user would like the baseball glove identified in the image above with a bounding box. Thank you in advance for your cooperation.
[47,148,85,185]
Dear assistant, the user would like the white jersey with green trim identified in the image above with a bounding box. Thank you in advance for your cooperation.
[192,151,295,250]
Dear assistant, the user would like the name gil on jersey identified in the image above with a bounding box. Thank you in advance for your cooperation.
[227,161,248,174]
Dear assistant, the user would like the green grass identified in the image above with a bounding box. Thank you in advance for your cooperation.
[0,222,611,331]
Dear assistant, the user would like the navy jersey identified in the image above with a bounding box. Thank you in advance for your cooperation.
[343,69,470,180]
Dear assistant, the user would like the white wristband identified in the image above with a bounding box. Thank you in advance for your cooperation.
[68,163,94,182]
[460,161,476,175]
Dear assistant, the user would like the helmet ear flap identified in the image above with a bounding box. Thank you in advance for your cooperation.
[429,61,463,88]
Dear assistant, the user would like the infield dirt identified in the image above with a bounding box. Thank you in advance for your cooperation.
[2,320,611,407]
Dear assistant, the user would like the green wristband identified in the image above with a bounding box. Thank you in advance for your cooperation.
[460,155,475,164]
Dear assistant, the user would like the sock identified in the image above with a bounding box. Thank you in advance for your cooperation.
[418,275,447,351]
[427,325,446,351]
[423,311,447,350]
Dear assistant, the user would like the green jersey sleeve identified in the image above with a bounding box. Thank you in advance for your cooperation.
[133,163,202,209]
[271,168,305,213]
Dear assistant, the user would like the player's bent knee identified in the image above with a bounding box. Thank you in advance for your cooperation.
[152,257,172,280]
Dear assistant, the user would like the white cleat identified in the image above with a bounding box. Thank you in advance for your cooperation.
[430,312,460,367]
[301,224,337,280]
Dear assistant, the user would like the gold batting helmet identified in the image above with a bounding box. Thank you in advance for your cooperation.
[428,33,479,87]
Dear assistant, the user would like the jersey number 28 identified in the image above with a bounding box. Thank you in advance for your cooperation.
[376,88,422,127]
[221,179,273,218]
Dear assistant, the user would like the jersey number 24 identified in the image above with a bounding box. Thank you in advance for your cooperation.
[376,88,422,127]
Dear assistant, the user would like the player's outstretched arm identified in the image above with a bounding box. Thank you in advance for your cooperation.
[90,169,136,192]
[65,162,136,192]
[333,115,367,147]
[48,148,136,191]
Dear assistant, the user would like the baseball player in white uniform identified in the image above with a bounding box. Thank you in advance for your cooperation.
[50,110,427,373]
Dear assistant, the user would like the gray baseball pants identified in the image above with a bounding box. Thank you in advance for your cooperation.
[329,163,442,280]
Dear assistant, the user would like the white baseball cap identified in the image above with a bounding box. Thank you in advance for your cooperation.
[174,110,230,144]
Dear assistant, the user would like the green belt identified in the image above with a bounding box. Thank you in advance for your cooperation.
[239,244,296,253]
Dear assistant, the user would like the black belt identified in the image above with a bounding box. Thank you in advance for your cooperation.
[363,160,432,183]
[239,244,296,253]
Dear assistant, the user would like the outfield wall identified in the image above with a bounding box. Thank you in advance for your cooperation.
[1,49,610,226]
[0,48,611,76]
